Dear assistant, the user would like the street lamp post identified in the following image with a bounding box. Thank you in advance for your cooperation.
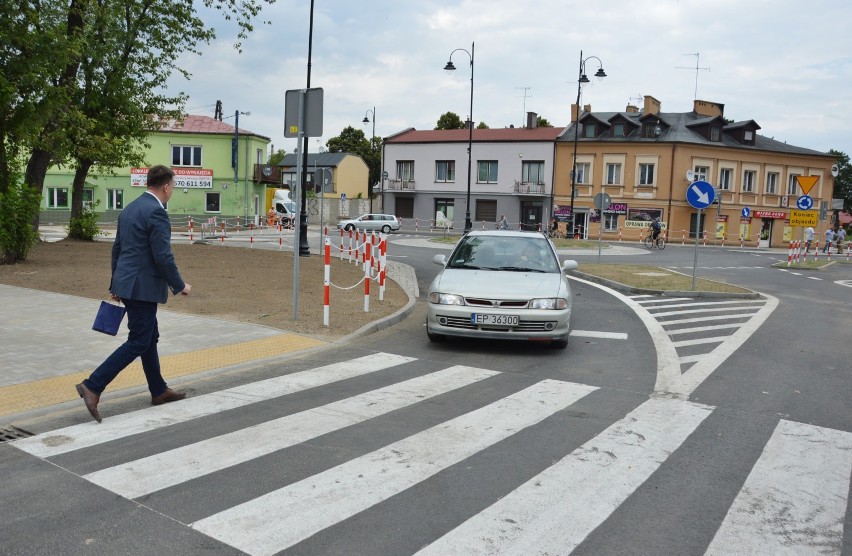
[362,107,376,213]
[444,42,475,233]
[569,50,606,238]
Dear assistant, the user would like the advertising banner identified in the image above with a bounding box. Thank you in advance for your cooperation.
[131,168,214,189]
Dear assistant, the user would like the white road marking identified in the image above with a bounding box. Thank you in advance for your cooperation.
[84,366,499,499]
[191,379,598,556]
[807,276,822,280]
[570,330,628,340]
[417,398,713,555]
[836,280,852,288]
[706,420,852,555]
[12,352,415,458]
[634,297,692,304]
[658,313,757,326]
[651,306,762,318]
[644,300,765,310]
[678,354,704,364]
[666,323,741,335]
[671,336,730,348]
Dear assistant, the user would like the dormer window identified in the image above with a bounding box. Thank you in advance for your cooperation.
[614,123,625,137]
[584,123,596,138]
[642,123,657,138]
[710,126,721,141]
[744,130,754,145]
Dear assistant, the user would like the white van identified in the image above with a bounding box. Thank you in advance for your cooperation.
[273,189,298,226]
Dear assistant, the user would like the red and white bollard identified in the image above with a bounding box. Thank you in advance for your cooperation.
[618,227,622,242]
[702,230,707,247]
[220,222,226,244]
[846,241,851,261]
[364,238,372,312]
[682,230,686,246]
[787,241,793,267]
[339,228,345,261]
[189,217,194,242]
[378,234,387,301]
[323,237,331,327]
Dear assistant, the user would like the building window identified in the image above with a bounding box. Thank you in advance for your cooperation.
[522,161,545,184]
[642,124,656,138]
[46,187,69,208]
[743,170,756,193]
[477,161,498,183]
[107,189,124,210]
[82,188,94,208]
[603,213,619,232]
[435,161,455,182]
[719,168,733,191]
[744,130,754,144]
[435,198,454,224]
[205,192,220,213]
[639,163,655,186]
[396,161,414,181]
[475,199,497,222]
[584,123,596,138]
[172,145,202,167]
[694,166,709,182]
[574,162,590,184]
[613,123,625,137]
[766,172,778,194]
[787,174,799,195]
[710,126,721,141]
[605,163,622,185]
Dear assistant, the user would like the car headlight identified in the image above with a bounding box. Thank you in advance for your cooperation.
[529,297,568,310]
[429,292,465,305]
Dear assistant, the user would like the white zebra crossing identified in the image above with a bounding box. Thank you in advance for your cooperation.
[190,379,598,555]
[10,353,851,555]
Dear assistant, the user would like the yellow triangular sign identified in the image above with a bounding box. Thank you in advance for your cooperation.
[795,175,819,195]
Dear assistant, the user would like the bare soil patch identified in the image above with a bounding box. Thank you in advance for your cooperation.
[0,239,409,340]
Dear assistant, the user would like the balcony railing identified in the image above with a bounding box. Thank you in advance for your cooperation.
[513,181,546,195]
[386,179,416,191]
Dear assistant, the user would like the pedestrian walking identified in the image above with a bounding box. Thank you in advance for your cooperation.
[822,227,835,253]
[76,165,192,423]
[804,226,814,252]
[836,227,847,254]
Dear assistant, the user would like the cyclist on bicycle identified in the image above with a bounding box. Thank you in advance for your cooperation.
[649,218,662,245]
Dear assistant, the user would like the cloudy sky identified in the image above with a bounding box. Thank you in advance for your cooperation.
[170,0,852,160]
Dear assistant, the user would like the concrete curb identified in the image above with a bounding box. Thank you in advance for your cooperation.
[569,270,762,299]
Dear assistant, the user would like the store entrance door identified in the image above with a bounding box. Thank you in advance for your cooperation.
[520,201,543,231]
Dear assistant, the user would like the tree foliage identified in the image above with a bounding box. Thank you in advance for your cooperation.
[829,149,851,212]
[435,112,465,130]
[268,148,287,166]
[536,116,553,128]
[476,122,489,129]
[0,180,41,264]
[325,126,380,194]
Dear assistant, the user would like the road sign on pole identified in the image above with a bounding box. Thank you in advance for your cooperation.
[794,175,819,196]
[593,192,612,210]
[686,180,715,209]
[741,207,751,218]
[790,210,818,227]
[796,195,814,210]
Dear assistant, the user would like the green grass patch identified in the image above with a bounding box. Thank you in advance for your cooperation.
[577,263,752,293]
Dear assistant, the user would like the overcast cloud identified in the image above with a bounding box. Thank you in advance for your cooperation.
[169,0,852,159]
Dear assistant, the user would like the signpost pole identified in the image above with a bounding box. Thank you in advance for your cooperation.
[692,209,701,290]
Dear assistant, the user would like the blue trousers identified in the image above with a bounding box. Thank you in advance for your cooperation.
[84,299,168,397]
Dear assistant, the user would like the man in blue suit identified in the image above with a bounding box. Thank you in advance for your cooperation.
[76,165,192,422]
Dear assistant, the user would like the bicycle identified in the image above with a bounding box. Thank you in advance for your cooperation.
[643,234,666,250]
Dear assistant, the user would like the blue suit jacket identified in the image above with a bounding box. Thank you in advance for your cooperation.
[110,192,185,304]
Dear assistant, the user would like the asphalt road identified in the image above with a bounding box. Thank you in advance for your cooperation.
[3,233,850,555]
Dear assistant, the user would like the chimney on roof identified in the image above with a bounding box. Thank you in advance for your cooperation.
[626,104,639,113]
[643,95,661,116]
[693,99,725,117]
[571,103,591,123]
[526,112,538,128]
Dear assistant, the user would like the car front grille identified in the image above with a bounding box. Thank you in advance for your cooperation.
[464,298,530,308]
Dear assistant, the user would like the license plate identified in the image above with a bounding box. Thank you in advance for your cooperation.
[472,313,519,326]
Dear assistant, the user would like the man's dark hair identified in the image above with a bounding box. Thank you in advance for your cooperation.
[147,165,174,188]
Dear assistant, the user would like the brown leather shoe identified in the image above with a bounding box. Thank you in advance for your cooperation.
[151,388,186,406]
[75,383,102,423]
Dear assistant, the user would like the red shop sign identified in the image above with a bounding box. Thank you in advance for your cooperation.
[753,211,787,219]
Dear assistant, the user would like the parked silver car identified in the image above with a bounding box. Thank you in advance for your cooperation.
[427,230,578,348]
[337,213,401,233]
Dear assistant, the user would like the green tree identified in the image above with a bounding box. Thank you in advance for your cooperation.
[476,122,489,129]
[435,112,465,130]
[536,116,553,128]
[325,126,380,195]
[829,149,851,212]
[268,148,287,166]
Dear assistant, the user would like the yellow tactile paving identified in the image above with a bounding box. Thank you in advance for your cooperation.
[0,333,326,418]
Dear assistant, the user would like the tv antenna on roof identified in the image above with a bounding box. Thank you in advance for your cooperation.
[516,86,532,126]
[676,52,710,100]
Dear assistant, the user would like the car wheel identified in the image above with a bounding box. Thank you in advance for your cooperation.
[551,339,568,349]
[427,330,446,343]
[345,224,355,232]
[381,225,391,233]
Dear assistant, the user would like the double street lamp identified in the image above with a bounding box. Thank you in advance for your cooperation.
[569,50,606,237]
[443,42,475,233]
[363,106,376,213]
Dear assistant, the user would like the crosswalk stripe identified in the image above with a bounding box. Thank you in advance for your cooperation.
[706,420,852,555]
[650,306,761,318]
[570,330,628,340]
[417,397,713,555]
[190,379,598,556]
[671,336,731,348]
[666,323,741,335]
[644,300,765,310]
[12,352,415,458]
[84,366,499,499]
[659,313,756,326]
[634,297,692,304]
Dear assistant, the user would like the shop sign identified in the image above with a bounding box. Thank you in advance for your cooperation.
[131,167,214,189]
[753,211,786,219]
[602,203,628,215]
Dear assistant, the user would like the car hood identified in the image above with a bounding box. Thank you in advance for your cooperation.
[432,269,567,299]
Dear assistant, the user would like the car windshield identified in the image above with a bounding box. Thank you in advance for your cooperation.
[446,236,558,272]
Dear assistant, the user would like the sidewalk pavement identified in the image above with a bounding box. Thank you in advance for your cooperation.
[0,255,419,425]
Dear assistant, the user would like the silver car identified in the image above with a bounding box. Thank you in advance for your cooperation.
[426,230,578,348]
[337,213,401,233]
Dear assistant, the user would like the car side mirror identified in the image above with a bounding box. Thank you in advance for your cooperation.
[562,259,578,272]
[433,254,447,266]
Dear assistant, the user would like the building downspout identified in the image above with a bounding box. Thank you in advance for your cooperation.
[667,142,676,234]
